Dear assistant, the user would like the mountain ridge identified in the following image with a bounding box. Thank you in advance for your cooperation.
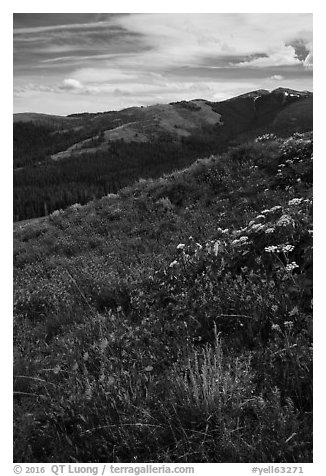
[14,87,313,163]
[13,87,313,221]
[13,87,312,120]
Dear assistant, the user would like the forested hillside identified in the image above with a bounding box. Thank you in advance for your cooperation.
[13,139,221,221]
[14,132,313,463]
[13,88,312,221]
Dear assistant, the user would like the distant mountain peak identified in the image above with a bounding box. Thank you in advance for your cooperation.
[223,89,270,102]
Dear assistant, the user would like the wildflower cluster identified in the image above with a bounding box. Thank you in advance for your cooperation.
[285,262,299,272]
[265,244,295,254]
[255,133,278,143]
[276,214,294,227]
[288,198,304,206]
[261,205,282,214]
[275,133,313,188]
[231,236,249,246]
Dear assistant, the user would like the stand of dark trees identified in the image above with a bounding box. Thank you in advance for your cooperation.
[14,122,106,169]
[14,138,227,221]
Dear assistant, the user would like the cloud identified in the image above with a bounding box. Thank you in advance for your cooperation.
[69,67,137,83]
[60,78,83,90]
[58,78,100,95]
[13,83,57,97]
[14,78,100,97]
[230,46,303,69]
[115,13,312,70]
[270,75,285,81]
[15,13,312,74]
[13,20,109,35]
[13,13,313,115]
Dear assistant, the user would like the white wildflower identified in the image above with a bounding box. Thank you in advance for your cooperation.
[288,198,303,206]
[255,133,277,142]
[265,228,275,234]
[277,214,293,227]
[265,246,278,253]
[251,223,265,232]
[270,206,282,212]
[285,262,299,272]
[177,243,186,250]
[282,244,295,253]
[169,260,178,268]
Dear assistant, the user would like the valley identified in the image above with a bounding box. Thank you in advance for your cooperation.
[13,88,312,221]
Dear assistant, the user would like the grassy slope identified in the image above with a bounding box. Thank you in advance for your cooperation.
[50,101,223,159]
[13,132,313,463]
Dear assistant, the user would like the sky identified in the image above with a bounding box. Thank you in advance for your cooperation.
[13,13,313,115]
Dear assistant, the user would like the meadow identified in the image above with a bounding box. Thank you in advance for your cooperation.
[13,132,313,462]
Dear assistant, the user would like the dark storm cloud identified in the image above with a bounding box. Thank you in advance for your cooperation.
[13,13,127,30]
[287,39,311,61]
